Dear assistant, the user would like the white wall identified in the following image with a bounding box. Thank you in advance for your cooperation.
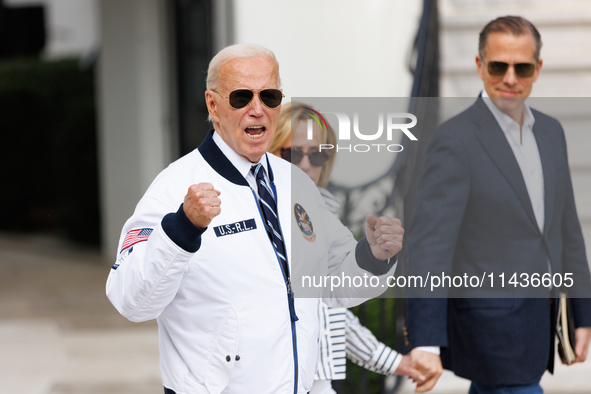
[233,0,422,99]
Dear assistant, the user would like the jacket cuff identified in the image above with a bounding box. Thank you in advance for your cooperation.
[571,298,591,328]
[355,237,395,275]
[161,203,206,253]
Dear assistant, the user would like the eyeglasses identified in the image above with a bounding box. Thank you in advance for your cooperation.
[213,88,284,109]
[487,61,536,78]
[280,147,330,167]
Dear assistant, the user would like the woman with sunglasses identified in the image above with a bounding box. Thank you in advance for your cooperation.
[270,102,421,394]
[270,102,336,200]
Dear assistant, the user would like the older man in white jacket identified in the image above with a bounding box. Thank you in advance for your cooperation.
[106,44,404,394]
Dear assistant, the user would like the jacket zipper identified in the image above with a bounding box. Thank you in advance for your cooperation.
[251,187,299,394]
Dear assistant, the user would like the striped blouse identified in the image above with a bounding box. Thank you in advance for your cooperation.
[315,304,403,380]
[315,188,402,381]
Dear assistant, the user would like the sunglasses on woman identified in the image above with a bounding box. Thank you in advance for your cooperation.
[487,61,536,78]
[280,147,330,167]
[213,88,284,109]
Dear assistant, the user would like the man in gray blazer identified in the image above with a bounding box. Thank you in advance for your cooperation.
[405,16,591,393]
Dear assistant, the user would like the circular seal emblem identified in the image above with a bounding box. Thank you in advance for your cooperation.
[294,203,316,242]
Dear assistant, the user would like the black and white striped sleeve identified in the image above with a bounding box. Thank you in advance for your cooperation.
[345,309,402,375]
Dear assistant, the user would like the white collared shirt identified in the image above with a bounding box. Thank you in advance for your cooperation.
[481,90,545,233]
[212,131,275,200]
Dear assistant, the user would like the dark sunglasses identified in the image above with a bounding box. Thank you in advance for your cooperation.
[213,88,284,109]
[487,61,536,78]
[280,147,330,167]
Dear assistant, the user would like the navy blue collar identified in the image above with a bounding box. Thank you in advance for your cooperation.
[198,130,275,186]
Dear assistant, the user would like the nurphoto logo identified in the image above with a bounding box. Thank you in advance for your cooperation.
[305,109,418,153]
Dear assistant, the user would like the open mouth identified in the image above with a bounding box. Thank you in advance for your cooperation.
[245,126,266,139]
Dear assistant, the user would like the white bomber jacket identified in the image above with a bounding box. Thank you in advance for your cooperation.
[106,131,396,394]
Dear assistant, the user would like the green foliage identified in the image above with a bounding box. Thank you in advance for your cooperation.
[0,57,99,245]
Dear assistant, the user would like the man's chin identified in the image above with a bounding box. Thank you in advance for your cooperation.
[242,146,270,163]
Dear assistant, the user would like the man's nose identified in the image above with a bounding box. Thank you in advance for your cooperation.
[502,65,518,85]
[248,92,265,116]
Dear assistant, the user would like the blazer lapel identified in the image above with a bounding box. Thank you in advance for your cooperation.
[471,99,539,231]
[532,116,555,237]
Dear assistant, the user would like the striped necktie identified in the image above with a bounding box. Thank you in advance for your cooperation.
[251,163,298,322]
[251,163,287,270]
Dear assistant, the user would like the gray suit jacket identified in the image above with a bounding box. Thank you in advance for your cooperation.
[405,98,591,385]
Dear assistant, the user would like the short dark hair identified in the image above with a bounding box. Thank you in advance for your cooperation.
[479,16,542,62]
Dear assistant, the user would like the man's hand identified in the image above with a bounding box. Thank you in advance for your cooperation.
[574,327,591,363]
[410,349,443,393]
[183,183,221,228]
[395,354,426,383]
[365,214,403,261]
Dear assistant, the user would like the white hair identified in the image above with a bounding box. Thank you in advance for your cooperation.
[206,43,282,90]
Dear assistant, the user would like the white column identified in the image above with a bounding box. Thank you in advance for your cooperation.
[97,0,176,258]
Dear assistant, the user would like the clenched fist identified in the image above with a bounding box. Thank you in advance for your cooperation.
[365,215,404,261]
[183,183,221,228]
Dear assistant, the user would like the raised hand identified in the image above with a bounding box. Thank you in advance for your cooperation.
[183,183,222,228]
[365,214,404,261]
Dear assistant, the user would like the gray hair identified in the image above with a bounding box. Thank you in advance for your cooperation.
[206,43,282,90]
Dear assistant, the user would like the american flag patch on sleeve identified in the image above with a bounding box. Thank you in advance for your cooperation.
[121,228,153,252]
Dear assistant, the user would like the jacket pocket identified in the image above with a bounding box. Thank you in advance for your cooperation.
[204,305,240,394]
